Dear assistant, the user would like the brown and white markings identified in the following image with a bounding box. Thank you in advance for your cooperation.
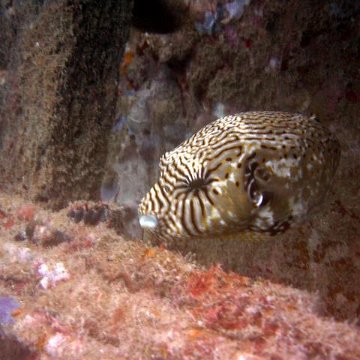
[138,111,340,243]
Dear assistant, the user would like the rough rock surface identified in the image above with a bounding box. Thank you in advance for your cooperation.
[0,0,133,209]
[1,192,360,359]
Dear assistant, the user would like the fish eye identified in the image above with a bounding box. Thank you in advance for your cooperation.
[245,157,273,207]
[248,180,264,207]
[249,187,272,208]
[252,191,264,207]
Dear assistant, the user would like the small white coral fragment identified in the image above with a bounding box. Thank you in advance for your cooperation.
[37,262,70,289]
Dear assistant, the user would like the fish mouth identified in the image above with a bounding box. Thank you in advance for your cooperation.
[139,214,158,229]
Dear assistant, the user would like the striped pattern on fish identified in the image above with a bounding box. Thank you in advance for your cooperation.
[139,111,340,242]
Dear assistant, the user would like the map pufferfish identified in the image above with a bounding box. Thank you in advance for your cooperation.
[138,111,340,243]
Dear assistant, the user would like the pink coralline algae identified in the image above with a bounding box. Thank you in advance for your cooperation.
[1,193,360,359]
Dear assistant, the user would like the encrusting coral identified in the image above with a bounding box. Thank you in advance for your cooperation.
[1,192,360,359]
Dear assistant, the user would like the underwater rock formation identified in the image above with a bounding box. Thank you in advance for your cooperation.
[1,192,360,359]
[0,0,133,209]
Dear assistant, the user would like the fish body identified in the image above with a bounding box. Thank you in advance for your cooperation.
[139,111,340,242]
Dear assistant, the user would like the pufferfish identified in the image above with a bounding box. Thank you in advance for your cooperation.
[138,111,340,243]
